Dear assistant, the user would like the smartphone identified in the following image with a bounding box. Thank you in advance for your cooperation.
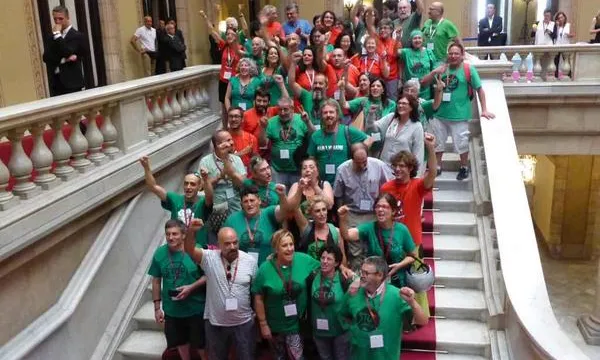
[168,289,181,298]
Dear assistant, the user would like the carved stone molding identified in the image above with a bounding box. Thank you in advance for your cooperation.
[98,0,125,84]
[25,0,47,100]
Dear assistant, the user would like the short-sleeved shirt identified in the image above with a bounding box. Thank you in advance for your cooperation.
[243,106,279,138]
[229,76,264,111]
[266,114,309,173]
[222,205,280,264]
[393,12,423,47]
[251,252,320,334]
[283,19,313,50]
[200,249,257,326]
[347,97,395,153]
[400,47,438,99]
[351,54,384,79]
[147,245,206,318]
[357,221,416,287]
[298,89,326,127]
[375,114,425,169]
[161,192,212,246]
[218,41,244,82]
[435,63,482,121]
[296,69,319,92]
[198,154,247,212]
[242,178,279,207]
[339,284,413,360]
[421,18,460,61]
[266,21,286,40]
[134,26,156,52]
[310,270,349,337]
[307,124,368,184]
[380,178,431,246]
[377,37,401,80]
[325,64,360,100]
[231,130,258,167]
[298,222,340,260]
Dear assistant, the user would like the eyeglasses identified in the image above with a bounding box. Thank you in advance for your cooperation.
[375,204,391,210]
[226,265,232,281]
[359,269,380,276]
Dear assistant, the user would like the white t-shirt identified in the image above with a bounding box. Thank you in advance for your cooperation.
[555,23,571,45]
[535,21,555,45]
[134,26,157,52]
[200,249,257,327]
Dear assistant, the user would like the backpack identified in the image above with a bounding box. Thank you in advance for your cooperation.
[464,62,474,101]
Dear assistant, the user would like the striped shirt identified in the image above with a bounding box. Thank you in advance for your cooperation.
[200,249,258,326]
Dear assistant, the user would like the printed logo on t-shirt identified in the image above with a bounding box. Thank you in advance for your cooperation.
[177,208,193,224]
[307,240,326,260]
[394,200,405,222]
[311,285,336,306]
[316,145,345,151]
[441,74,459,92]
[164,261,187,281]
[240,230,265,247]
[278,127,298,141]
[355,307,378,332]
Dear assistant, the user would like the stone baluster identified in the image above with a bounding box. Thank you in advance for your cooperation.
[7,129,39,199]
[185,86,196,120]
[194,86,204,113]
[68,114,92,173]
[545,52,557,82]
[577,256,600,345]
[188,85,200,120]
[30,123,58,190]
[51,117,76,181]
[101,103,121,158]
[559,52,572,81]
[518,52,528,81]
[85,108,107,165]
[0,135,17,210]
[178,86,191,124]
[145,96,158,141]
[161,91,175,132]
[200,88,210,111]
[169,88,184,128]
[151,94,165,137]
[532,52,543,82]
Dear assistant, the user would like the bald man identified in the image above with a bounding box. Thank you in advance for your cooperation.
[421,1,460,61]
[131,16,157,76]
[185,224,258,360]
[333,143,395,269]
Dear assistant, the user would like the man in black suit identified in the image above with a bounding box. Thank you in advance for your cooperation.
[478,3,503,47]
[162,22,187,71]
[42,5,87,96]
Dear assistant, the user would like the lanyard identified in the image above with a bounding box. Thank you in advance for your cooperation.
[353,169,371,198]
[244,212,261,248]
[306,69,315,88]
[274,261,294,298]
[168,250,183,286]
[427,18,444,39]
[313,224,329,252]
[261,184,272,207]
[324,128,339,160]
[226,46,234,67]
[364,285,386,328]
[223,257,239,294]
[363,56,377,75]
[377,223,395,261]
[182,201,194,227]
[318,271,334,309]
[281,121,293,141]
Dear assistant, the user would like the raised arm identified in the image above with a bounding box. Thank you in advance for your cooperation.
[199,10,222,43]
[287,51,304,97]
[423,134,437,189]
[184,218,205,263]
[338,76,350,111]
[238,5,250,39]
[222,155,245,188]
[199,168,213,207]
[274,184,291,222]
[415,0,425,15]
[337,205,360,241]
[139,156,167,201]
[224,82,233,111]
[273,74,290,99]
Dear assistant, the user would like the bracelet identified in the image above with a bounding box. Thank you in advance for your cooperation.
[153,299,161,303]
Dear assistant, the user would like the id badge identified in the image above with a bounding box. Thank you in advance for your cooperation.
[442,92,452,102]
[247,248,259,261]
[224,71,232,80]
[225,188,235,199]
[239,102,247,110]
[360,199,373,211]
[370,334,384,348]
[316,318,329,330]
[334,90,341,100]
[284,302,298,317]
[225,298,239,311]
[371,132,381,142]
[314,124,321,131]
[280,149,290,159]
[427,43,434,50]
[325,164,336,175]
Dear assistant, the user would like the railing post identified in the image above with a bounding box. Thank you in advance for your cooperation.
[178,86,191,124]
[7,129,39,199]
[577,256,600,345]
[161,90,175,132]
[186,85,198,121]
[86,108,108,166]
[101,103,122,159]
[150,94,165,137]
[111,96,150,153]
[51,116,76,181]
[68,113,92,173]
[0,133,17,210]
[546,52,557,82]
[170,88,183,128]
[30,122,58,190]
[145,96,158,142]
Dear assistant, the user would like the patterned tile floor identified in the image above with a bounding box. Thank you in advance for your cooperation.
[539,243,600,359]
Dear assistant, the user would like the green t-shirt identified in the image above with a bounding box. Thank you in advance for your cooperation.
[261,67,288,106]
[348,97,396,153]
[419,99,435,127]
[222,205,280,265]
[298,88,325,127]
[310,270,349,337]
[357,222,416,287]
[435,64,482,121]
[393,12,423,48]
[300,223,340,260]
[229,76,263,111]
[421,18,460,61]
[243,39,265,68]
[400,48,438,100]
[147,245,206,318]
[339,284,413,360]
[251,252,320,334]
[242,178,280,207]
[266,114,309,173]
[307,124,368,184]
[161,192,211,246]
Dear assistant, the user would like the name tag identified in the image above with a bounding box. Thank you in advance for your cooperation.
[427,43,434,50]
[284,303,298,317]
[325,164,336,175]
[225,298,239,311]
[280,149,290,159]
[239,102,247,110]
[314,124,321,131]
[360,199,373,211]
[371,132,381,142]
[224,71,232,80]
[247,248,259,261]
[370,334,384,348]
[316,318,329,330]
[442,92,452,102]
[225,188,235,199]
[334,90,341,100]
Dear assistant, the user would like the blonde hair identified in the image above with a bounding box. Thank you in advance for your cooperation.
[307,195,328,214]
[271,229,295,253]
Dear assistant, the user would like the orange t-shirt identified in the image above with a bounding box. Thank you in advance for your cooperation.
[380,178,431,246]
[242,106,279,138]
[230,130,259,167]
[217,40,243,82]
[325,64,360,99]
[327,27,342,45]
[266,21,285,40]
[296,68,317,92]
[351,54,383,79]
[378,37,401,80]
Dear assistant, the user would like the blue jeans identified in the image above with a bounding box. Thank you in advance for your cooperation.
[204,318,255,360]
[271,168,300,189]
[313,332,350,360]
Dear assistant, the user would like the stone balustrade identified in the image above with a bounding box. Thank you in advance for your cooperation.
[466,44,600,83]
[0,66,218,212]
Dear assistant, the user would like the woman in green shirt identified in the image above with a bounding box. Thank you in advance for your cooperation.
[339,193,418,288]
[399,30,438,100]
[224,58,263,111]
[262,45,288,106]
[252,229,321,360]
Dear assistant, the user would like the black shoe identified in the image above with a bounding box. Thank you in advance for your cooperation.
[436,168,442,177]
[456,167,469,181]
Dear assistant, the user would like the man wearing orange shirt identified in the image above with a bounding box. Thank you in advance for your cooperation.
[228,107,258,169]
[325,48,360,100]
[380,134,436,250]
[242,88,279,139]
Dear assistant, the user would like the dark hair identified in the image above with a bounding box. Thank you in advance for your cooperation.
[374,192,400,213]
[240,184,260,199]
[554,11,567,23]
[379,18,394,29]
[319,245,343,267]
[52,5,69,16]
[383,0,398,12]
[369,78,388,107]
[334,30,356,58]
[211,129,229,148]
[255,87,271,101]
[228,106,244,116]
[447,40,465,55]
[310,27,324,45]
[298,47,317,73]
[249,20,262,38]
[313,15,321,26]
[264,46,281,68]
[543,8,552,15]
[165,219,186,233]
[394,95,419,123]
[321,11,337,27]
[390,150,419,178]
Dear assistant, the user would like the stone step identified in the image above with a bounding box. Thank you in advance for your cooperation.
[133,301,163,331]
[435,287,487,321]
[434,212,477,236]
[118,330,165,360]
[433,234,480,261]
[434,171,472,191]
[435,319,490,357]
[441,153,461,171]
[432,354,488,360]
[433,190,474,212]
[434,260,483,289]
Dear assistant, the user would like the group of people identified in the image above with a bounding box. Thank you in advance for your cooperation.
[143,1,495,360]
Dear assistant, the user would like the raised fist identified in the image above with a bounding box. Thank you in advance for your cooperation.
[275,183,286,195]
[189,218,204,231]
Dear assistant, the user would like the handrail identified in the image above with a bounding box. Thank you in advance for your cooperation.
[466,43,600,54]
[478,79,589,359]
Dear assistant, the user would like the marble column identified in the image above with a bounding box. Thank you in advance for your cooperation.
[577,256,600,345]
[98,0,126,84]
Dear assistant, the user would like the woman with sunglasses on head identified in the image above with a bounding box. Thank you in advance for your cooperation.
[252,229,321,360]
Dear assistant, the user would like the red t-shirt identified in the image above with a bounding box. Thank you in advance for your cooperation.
[325,64,360,99]
[327,27,342,45]
[231,130,259,167]
[218,40,243,82]
[378,37,401,80]
[380,178,431,246]
[296,68,317,92]
[266,21,285,39]
[242,106,279,138]
[351,54,384,79]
